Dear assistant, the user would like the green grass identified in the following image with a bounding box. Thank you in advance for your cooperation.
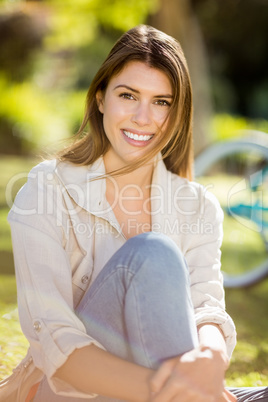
[0,155,38,274]
[199,173,268,276]
[0,155,39,208]
[0,275,29,379]
[0,155,268,387]
[225,281,268,386]
[0,155,36,378]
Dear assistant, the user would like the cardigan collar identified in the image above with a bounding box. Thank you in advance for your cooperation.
[55,157,108,217]
[55,154,185,239]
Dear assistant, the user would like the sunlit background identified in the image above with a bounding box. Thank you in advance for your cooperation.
[0,0,268,388]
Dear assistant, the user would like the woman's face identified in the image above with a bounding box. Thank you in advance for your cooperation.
[97,61,173,169]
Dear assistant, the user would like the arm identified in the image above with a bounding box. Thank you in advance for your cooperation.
[56,344,153,402]
[8,162,133,399]
[184,186,237,357]
[198,323,229,364]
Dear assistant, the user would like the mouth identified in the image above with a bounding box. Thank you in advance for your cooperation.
[122,130,154,142]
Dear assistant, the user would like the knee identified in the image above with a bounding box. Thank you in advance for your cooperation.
[125,232,189,286]
[127,231,178,251]
[126,232,185,268]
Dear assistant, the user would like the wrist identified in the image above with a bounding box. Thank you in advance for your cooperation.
[199,344,229,370]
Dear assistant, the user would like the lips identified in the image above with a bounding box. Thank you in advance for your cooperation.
[123,129,154,142]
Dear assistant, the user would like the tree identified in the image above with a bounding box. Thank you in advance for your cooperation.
[149,0,213,155]
[0,8,45,81]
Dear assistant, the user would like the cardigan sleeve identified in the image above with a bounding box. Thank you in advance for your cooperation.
[183,186,237,358]
[8,161,104,398]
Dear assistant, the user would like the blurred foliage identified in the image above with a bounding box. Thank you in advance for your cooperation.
[0,276,29,379]
[0,74,86,153]
[44,0,159,50]
[0,0,267,155]
[0,8,44,82]
[192,0,268,119]
[212,114,268,142]
[0,0,159,154]
[0,155,38,275]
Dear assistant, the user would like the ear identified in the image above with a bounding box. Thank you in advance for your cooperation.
[96,90,104,114]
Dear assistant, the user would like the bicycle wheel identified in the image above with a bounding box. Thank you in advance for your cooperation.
[195,129,268,288]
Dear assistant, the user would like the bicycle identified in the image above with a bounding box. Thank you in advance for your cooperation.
[195,129,268,288]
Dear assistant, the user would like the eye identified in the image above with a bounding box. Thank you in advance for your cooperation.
[155,99,171,107]
[119,92,135,100]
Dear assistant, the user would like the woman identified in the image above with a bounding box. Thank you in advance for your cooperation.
[3,25,268,402]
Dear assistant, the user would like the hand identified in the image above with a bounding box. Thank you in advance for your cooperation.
[220,389,237,402]
[150,346,235,402]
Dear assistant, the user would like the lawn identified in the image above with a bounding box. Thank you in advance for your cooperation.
[0,275,28,379]
[0,155,267,386]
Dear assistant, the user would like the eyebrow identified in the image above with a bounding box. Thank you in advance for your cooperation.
[114,84,173,99]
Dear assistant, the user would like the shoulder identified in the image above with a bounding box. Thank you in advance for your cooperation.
[30,158,57,174]
[7,159,57,221]
[8,159,78,218]
[15,159,58,199]
[13,157,96,194]
[8,157,105,220]
[169,170,223,221]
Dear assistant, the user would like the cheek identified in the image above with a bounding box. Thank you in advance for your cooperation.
[102,103,124,139]
[152,108,170,127]
[103,99,129,122]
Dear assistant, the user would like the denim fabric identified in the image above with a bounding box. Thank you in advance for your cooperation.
[76,232,199,368]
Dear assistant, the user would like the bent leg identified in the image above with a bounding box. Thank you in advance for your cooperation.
[77,232,198,368]
[34,232,198,401]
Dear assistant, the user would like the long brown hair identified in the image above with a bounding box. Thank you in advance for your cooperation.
[59,25,194,180]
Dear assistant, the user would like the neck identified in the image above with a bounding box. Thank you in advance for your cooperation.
[103,158,155,189]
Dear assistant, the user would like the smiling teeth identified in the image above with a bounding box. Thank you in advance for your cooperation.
[123,130,153,141]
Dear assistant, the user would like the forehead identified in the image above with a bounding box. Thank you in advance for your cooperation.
[108,61,172,94]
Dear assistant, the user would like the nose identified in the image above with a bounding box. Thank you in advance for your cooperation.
[131,102,152,127]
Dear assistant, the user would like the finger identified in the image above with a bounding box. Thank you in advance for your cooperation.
[170,393,212,402]
[152,376,185,402]
[170,389,213,402]
[216,389,237,402]
[150,360,175,394]
[223,388,237,401]
[152,376,212,402]
[217,393,229,402]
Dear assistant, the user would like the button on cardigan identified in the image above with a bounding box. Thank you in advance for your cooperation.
[7,155,236,399]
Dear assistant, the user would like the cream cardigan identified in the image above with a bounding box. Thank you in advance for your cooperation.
[5,156,236,400]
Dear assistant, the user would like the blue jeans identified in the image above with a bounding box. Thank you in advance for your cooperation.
[34,232,268,401]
